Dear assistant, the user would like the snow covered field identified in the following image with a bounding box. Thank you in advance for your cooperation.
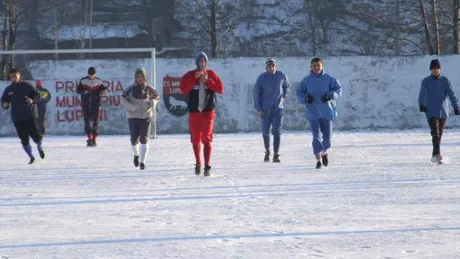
[1,130,460,258]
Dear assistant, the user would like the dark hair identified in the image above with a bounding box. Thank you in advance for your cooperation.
[310,57,322,64]
[8,68,19,74]
[88,67,96,75]
[429,59,441,70]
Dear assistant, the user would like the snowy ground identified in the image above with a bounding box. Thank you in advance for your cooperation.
[1,130,460,259]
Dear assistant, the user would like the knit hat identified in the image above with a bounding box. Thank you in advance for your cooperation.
[88,67,96,75]
[135,67,147,79]
[430,59,441,70]
[195,51,208,68]
[35,80,43,88]
[265,58,276,68]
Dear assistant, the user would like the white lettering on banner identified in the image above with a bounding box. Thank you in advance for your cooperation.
[54,80,125,123]
[55,80,125,93]
[169,88,181,94]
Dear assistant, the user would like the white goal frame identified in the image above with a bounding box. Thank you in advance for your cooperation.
[0,48,158,139]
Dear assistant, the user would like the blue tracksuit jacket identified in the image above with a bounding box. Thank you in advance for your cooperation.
[296,71,343,121]
[253,70,290,111]
[418,75,460,118]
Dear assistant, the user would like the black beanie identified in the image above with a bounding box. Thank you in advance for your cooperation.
[429,59,441,70]
[88,67,96,75]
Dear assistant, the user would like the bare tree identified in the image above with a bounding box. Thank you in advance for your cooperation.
[53,0,59,59]
[430,0,441,54]
[35,0,76,59]
[419,0,435,54]
[454,0,460,53]
[89,0,93,50]
[103,0,178,50]
[339,22,389,56]
[77,0,89,58]
[0,0,24,79]
[176,0,242,57]
[24,0,40,43]
[232,0,303,56]
[304,1,318,55]
[393,0,403,55]
[209,0,217,57]
[417,0,441,54]
[4,0,460,59]
[433,0,460,53]
[303,0,346,56]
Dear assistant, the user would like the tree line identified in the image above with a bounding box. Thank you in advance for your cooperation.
[0,0,458,72]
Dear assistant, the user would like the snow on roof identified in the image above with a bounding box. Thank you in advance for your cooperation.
[41,23,148,41]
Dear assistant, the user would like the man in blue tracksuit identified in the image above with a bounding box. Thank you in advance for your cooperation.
[253,58,290,162]
[297,57,342,169]
[418,59,460,164]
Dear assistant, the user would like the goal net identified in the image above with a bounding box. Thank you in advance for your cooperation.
[0,48,158,139]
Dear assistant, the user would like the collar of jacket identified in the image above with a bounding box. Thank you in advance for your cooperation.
[430,74,440,80]
[310,70,324,77]
[135,83,147,88]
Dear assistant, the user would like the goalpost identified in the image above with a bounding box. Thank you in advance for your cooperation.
[0,48,158,139]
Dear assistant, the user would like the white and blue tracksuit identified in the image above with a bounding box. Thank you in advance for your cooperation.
[297,71,342,155]
[253,70,290,153]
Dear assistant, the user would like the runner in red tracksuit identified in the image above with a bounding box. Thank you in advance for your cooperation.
[179,51,224,176]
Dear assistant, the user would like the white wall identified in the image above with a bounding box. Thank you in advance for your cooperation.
[1,55,460,136]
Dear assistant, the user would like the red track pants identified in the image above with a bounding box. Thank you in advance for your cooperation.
[189,110,215,166]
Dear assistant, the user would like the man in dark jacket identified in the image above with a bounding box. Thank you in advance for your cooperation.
[76,67,107,147]
[1,68,45,164]
[35,80,51,135]
[418,59,460,164]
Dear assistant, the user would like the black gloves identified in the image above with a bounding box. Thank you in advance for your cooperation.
[455,108,460,115]
[419,105,427,112]
[306,95,331,103]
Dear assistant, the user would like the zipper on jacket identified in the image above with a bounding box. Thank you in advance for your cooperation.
[271,73,276,109]
[89,79,93,109]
